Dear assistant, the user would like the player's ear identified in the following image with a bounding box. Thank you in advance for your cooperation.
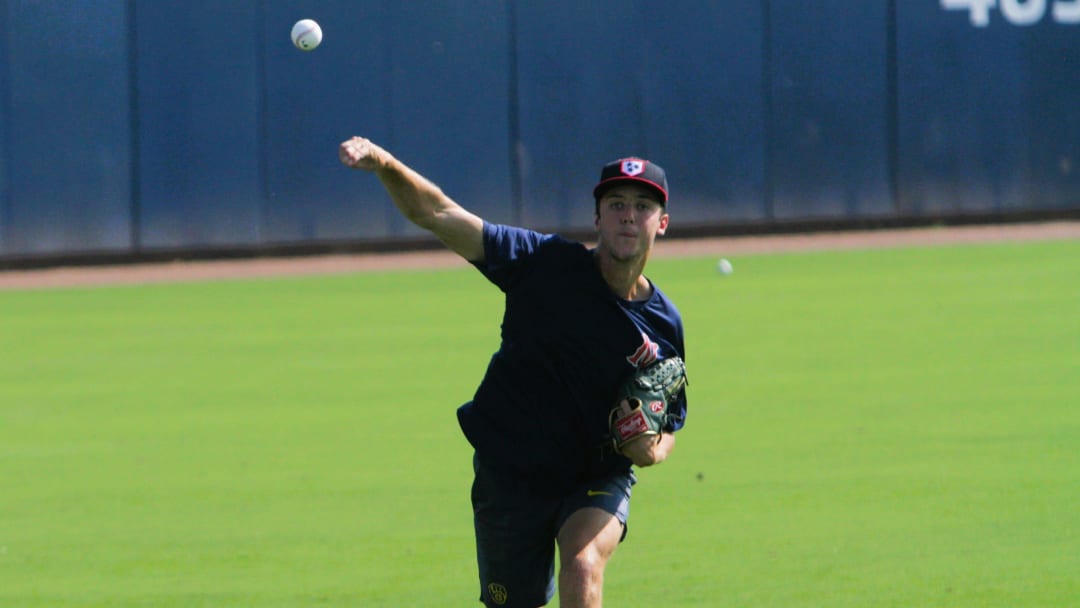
[657,212,669,235]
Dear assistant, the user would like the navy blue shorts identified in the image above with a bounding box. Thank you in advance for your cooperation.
[470,455,635,608]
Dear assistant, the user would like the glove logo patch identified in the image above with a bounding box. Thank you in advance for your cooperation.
[615,410,650,440]
[649,400,665,414]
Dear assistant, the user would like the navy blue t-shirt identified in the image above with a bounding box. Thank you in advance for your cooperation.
[457,223,688,493]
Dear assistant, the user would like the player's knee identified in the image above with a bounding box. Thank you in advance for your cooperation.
[560,546,607,584]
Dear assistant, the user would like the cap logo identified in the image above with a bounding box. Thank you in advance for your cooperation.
[621,160,645,177]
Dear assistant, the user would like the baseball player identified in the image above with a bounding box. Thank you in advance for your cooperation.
[339,136,688,608]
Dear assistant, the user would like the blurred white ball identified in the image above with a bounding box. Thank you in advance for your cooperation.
[716,258,734,275]
[291,19,322,51]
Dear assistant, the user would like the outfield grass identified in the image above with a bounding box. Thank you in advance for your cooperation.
[1,239,1077,607]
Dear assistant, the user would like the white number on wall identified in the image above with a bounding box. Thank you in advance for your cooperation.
[942,0,1079,24]
[942,0,996,26]
[1001,0,1046,24]
[1054,0,1080,22]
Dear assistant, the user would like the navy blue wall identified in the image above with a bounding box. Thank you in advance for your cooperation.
[134,1,263,249]
[767,0,893,220]
[2,1,133,256]
[515,1,766,228]
[1,0,1078,261]
[898,2,1080,214]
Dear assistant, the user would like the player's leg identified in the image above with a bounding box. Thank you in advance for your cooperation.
[555,507,623,608]
[471,455,559,608]
[554,471,635,608]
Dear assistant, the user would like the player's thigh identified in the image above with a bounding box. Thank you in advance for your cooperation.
[556,506,624,564]
[555,469,634,566]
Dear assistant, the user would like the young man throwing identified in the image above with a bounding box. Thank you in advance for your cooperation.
[339,136,689,608]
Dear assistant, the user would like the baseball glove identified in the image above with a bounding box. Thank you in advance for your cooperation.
[609,357,687,452]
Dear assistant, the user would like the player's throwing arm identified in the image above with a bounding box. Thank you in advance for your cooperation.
[338,136,484,261]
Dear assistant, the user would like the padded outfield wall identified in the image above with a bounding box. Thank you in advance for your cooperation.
[0,1,1078,263]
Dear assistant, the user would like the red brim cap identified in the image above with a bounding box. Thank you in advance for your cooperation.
[593,158,668,204]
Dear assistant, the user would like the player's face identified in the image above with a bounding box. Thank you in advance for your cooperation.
[595,184,669,261]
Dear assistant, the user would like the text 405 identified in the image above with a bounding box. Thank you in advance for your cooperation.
[942,0,1080,26]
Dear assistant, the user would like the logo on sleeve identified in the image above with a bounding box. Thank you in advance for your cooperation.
[625,332,659,368]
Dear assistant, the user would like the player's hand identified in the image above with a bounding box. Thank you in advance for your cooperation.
[339,136,391,171]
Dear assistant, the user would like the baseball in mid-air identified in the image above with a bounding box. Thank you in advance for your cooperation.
[291,19,322,51]
[716,258,734,276]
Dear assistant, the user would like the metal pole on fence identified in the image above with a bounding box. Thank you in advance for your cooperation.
[126,0,143,254]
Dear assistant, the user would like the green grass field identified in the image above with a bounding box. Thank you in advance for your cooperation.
[2,238,1078,607]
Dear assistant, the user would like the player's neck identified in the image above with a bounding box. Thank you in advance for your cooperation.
[594,248,652,301]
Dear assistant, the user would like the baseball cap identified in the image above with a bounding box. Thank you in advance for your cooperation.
[593,158,669,205]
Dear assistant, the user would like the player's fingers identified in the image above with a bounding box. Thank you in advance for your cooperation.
[338,141,354,166]
[339,137,372,169]
[339,139,358,166]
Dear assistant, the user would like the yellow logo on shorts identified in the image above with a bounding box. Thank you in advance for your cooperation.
[487,582,508,605]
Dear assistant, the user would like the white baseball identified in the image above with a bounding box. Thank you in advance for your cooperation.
[717,258,734,275]
[291,19,322,51]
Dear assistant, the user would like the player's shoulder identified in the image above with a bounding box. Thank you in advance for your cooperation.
[476,223,589,289]
[646,279,680,310]
[643,280,685,325]
[484,222,586,259]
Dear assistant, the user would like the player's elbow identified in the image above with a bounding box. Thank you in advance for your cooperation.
[407,197,455,231]
[400,203,437,229]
